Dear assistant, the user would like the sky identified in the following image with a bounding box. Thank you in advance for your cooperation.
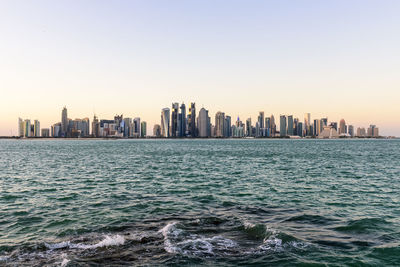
[0,0,399,136]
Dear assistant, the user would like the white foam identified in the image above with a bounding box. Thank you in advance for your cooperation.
[45,235,125,251]
[243,221,256,229]
[159,222,237,255]
[159,222,183,253]
[0,256,9,261]
[60,253,70,267]
[60,258,70,267]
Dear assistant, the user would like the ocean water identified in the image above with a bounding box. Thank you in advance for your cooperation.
[0,139,399,266]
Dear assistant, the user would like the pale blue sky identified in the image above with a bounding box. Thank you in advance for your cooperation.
[0,0,399,135]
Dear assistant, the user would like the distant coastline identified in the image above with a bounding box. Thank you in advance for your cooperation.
[0,136,396,140]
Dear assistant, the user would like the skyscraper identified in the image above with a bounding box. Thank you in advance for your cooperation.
[18,118,24,137]
[224,115,231,137]
[287,115,294,136]
[188,102,196,137]
[92,115,100,137]
[141,121,147,137]
[61,107,68,137]
[304,113,311,136]
[198,108,210,137]
[270,115,276,136]
[258,111,265,136]
[215,112,225,137]
[246,118,252,137]
[280,115,287,137]
[297,122,303,137]
[153,124,161,137]
[161,108,170,137]
[313,119,321,136]
[171,103,179,137]
[265,117,271,137]
[133,117,141,137]
[34,120,40,137]
[348,125,354,137]
[24,119,31,137]
[339,119,346,134]
[178,103,186,137]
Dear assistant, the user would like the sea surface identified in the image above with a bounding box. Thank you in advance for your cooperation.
[0,139,399,266]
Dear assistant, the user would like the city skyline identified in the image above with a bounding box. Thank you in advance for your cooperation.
[1,1,400,136]
[15,105,383,138]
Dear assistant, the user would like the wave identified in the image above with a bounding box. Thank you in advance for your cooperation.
[159,222,237,256]
[242,221,275,240]
[159,221,307,257]
[45,234,125,250]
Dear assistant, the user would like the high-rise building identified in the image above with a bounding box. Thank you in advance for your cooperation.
[280,115,287,137]
[287,115,294,136]
[153,124,161,137]
[348,125,354,137]
[141,121,147,137]
[339,119,346,134]
[265,117,271,137]
[18,118,24,137]
[178,103,186,137]
[215,111,225,137]
[258,112,265,136]
[198,108,210,137]
[304,113,311,136]
[34,120,40,137]
[92,115,100,137]
[51,123,61,137]
[188,103,196,137]
[24,119,31,137]
[270,115,276,136]
[246,118,252,137]
[367,125,379,137]
[297,122,303,137]
[122,117,132,137]
[61,107,68,136]
[171,103,179,137]
[224,115,231,137]
[356,127,366,137]
[255,122,260,137]
[313,119,321,136]
[161,108,170,137]
[41,128,50,137]
[133,117,141,137]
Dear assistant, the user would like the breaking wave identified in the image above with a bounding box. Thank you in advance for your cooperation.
[45,234,125,250]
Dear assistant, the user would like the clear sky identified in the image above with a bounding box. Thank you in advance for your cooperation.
[1,0,399,136]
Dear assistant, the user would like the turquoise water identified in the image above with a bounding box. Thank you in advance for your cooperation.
[0,139,399,266]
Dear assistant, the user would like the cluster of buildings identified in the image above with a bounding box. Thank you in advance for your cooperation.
[18,107,147,138]
[18,118,49,137]
[154,103,380,139]
[17,104,380,139]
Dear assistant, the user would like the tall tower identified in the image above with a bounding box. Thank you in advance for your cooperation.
[171,103,179,137]
[339,119,346,134]
[287,115,294,136]
[161,108,170,137]
[34,120,40,137]
[198,108,209,137]
[92,115,100,137]
[61,107,68,136]
[304,113,311,136]
[280,115,287,137]
[179,103,186,137]
[215,112,225,137]
[188,103,196,137]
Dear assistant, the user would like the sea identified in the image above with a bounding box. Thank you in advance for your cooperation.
[0,139,399,266]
